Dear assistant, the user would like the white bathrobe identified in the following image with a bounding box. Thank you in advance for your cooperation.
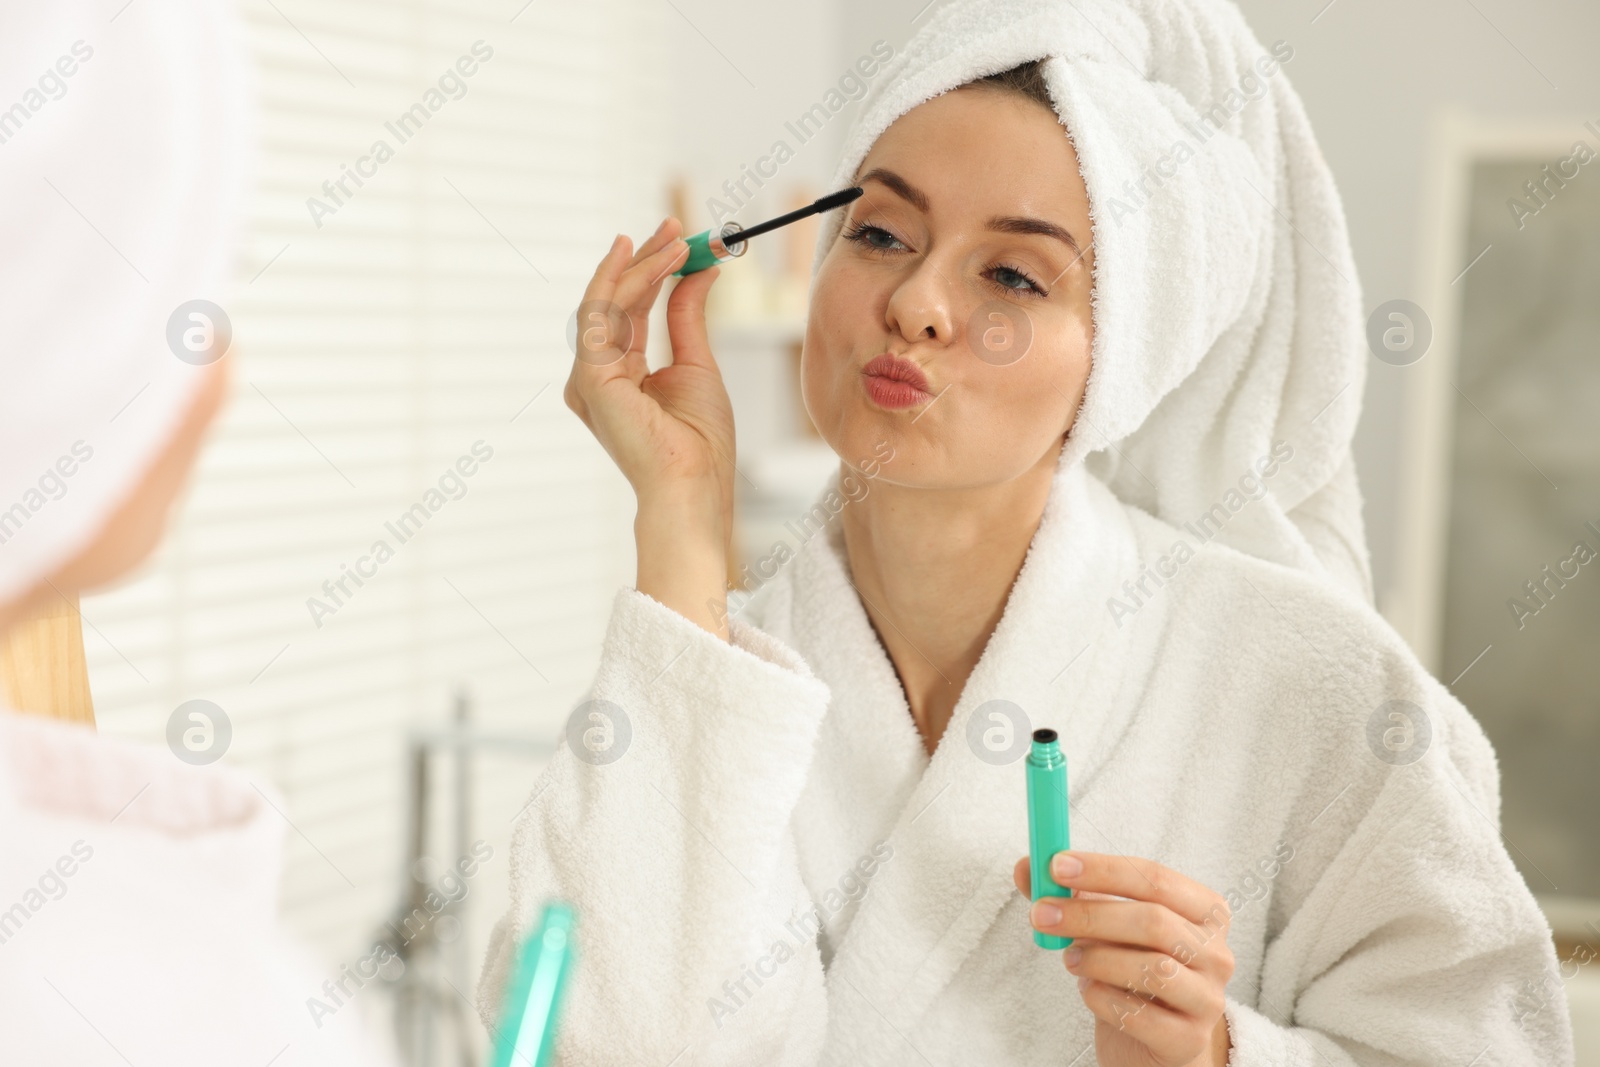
[0,710,395,1066]
[476,456,1573,1065]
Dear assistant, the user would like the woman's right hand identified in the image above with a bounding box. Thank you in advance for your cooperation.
[564,217,736,640]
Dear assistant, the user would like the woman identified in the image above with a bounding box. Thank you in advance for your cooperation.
[0,5,394,1064]
[478,1,1573,1064]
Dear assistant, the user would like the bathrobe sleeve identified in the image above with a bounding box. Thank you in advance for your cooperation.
[1221,674,1574,1066]
[477,586,834,1066]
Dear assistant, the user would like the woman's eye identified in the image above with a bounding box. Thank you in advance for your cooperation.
[846,224,905,251]
[992,267,1032,291]
[990,265,1045,296]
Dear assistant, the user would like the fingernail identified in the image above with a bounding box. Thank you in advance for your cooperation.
[610,233,625,252]
[1032,901,1062,927]
[1052,852,1084,880]
[1077,975,1090,992]
[1064,946,1082,967]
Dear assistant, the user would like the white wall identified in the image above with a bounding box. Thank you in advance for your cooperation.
[1230,0,1600,613]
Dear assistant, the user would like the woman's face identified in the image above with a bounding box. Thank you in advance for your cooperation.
[804,85,1095,489]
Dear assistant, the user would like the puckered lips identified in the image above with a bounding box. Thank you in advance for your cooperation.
[861,352,933,410]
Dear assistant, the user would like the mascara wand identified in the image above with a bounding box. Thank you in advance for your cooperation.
[673,186,864,276]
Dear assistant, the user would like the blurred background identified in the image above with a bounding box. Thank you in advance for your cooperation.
[10,0,1595,1061]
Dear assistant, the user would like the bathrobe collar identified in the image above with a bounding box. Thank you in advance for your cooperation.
[777,454,1161,1059]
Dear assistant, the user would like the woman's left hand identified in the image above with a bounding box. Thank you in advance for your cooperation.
[1012,851,1234,1067]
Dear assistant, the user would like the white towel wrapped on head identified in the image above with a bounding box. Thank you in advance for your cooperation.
[814,0,1374,602]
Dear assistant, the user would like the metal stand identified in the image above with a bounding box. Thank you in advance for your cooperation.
[380,687,554,1067]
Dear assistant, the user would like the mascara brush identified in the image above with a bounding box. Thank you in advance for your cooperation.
[673,186,864,277]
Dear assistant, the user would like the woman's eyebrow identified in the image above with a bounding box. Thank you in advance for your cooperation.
[986,215,1082,257]
[856,168,929,212]
[854,168,1081,256]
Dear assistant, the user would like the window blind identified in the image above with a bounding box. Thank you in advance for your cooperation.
[81,0,670,977]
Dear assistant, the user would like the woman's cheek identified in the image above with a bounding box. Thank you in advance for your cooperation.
[803,267,874,408]
[799,325,853,447]
[1020,317,1091,413]
[991,348,1082,455]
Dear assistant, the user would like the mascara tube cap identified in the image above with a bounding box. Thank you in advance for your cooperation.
[674,222,746,276]
[1026,728,1073,950]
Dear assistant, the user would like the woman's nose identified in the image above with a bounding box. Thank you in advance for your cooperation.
[884,257,956,345]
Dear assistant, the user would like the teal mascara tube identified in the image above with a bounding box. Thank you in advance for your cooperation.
[491,900,577,1067]
[1026,728,1073,950]
[674,221,748,275]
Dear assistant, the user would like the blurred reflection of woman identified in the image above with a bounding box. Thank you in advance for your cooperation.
[0,6,394,1065]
